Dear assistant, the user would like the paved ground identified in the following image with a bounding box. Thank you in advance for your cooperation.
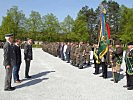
[0,48,133,100]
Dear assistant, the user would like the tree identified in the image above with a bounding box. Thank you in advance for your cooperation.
[60,15,74,34]
[0,6,26,40]
[107,1,120,39]
[0,14,15,40]
[119,7,133,43]
[72,6,97,42]
[72,16,89,42]
[27,11,43,40]
[42,13,60,41]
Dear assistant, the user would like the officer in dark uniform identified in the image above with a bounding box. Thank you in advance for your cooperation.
[3,34,16,91]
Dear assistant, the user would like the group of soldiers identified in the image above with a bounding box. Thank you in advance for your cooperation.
[42,42,91,69]
[42,41,133,90]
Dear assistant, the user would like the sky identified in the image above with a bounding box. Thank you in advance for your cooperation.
[0,0,132,24]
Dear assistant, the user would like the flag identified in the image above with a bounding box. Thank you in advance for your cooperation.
[98,8,110,59]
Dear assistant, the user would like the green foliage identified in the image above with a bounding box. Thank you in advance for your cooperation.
[0,6,27,40]
[60,15,74,34]
[29,11,43,32]
[42,13,60,34]
[0,1,132,44]
[119,7,133,43]
[32,44,42,48]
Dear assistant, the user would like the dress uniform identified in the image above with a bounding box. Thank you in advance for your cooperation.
[93,44,100,75]
[124,42,133,90]
[3,34,16,91]
[112,41,123,83]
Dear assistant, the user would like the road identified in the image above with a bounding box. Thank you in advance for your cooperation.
[0,48,132,100]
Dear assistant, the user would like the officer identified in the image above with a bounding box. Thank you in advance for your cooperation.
[3,34,16,91]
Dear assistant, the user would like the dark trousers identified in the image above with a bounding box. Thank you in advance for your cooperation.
[13,64,21,81]
[4,66,13,89]
[127,73,133,87]
[25,60,31,77]
[101,62,107,78]
[113,72,120,83]
[95,63,100,74]
[66,53,70,63]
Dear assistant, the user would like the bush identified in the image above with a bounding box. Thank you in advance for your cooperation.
[32,44,42,48]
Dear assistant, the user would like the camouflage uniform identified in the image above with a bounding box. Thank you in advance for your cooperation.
[85,43,91,66]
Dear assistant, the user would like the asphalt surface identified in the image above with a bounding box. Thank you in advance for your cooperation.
[0,48,133,100]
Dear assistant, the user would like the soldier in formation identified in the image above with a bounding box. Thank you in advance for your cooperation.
[42,40,133,90]
[42,42,92,69]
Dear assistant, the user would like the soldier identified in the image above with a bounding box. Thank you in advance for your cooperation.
[93,44,100,75]
[54,42,59,57]
[124,42,133,90]
[3,34,16,91]
[76,42,86,69]
[59,42,64,60]
[66,42,71,63]
[70,43,76,66]
[75,43,80,67]
[84,42,91,66]
[112,41,123,83]
[100,50,109,79]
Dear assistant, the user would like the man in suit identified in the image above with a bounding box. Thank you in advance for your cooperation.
[24,39,33,78]
[3,34,16,91]
[13,39,22,83]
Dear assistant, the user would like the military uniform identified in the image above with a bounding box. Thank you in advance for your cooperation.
[75,44,80,67]
[112,44,123,83]
[85,43,91,66]
[93,45,100,74]
[101,52,109,78]
[125,42,133,90]
[70,44,76,66]
[77,43,85,69]
[3,34,16,91]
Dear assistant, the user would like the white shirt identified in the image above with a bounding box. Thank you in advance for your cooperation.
[63,45,67,53]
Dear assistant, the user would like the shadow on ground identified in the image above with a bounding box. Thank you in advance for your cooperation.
[16,71,55,89]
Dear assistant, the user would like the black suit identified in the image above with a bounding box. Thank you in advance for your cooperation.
[13,44,21,81]
[14,45,21,64]
[24,43,33,77]
[3,42,16,89]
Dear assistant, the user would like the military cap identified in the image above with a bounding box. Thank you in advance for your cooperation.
[127,42,133,46]
[5,34,13,37]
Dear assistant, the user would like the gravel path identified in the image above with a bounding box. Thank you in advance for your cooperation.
[0,48,132,100]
